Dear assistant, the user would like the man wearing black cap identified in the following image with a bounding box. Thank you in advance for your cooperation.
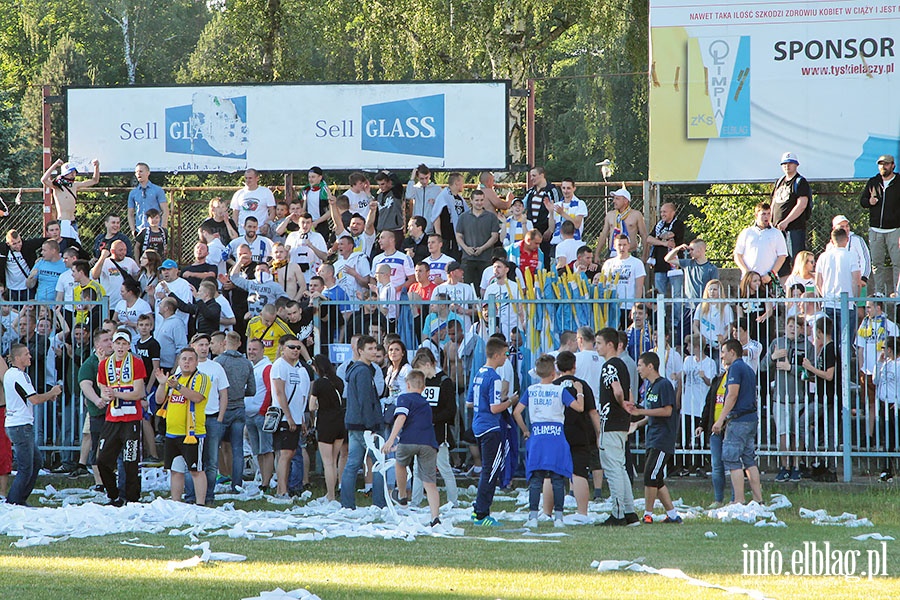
[772,151,812,275]
[860,154,900,295]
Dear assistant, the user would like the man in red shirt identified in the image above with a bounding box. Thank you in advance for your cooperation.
[508,229,545,279]
[96,329,147,506]
[409,261,438,333]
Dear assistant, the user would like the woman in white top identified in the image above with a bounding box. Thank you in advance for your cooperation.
[384,339,412,420]
[693,279,734,363]
[782,250,816,293]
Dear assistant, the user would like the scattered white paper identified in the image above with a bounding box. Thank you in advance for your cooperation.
[852,533,894,541]
[799,508,874,527]
[241,588,321,600]
[591,559,775,600]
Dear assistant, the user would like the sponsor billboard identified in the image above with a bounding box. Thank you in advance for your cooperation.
[66,82,509,173]
[649,0,900,182]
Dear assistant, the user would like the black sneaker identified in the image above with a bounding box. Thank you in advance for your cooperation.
[107,498,125,507]
[91,484,105,493]
[67,465,89,479]
[429,517,441,527]
[597,515,627,526]
[624,512,640,526]
[51,463,75,474]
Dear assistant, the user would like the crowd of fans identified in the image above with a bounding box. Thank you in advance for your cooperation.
[0,152,898,523]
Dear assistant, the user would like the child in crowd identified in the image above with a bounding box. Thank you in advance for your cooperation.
[502,198,533,248]
[135,208,167,258]
[733,321,763,374]
[513,353,583,528]
[692,279,733,366]
[371,263,398,330]
[382,369,443,527]
[681,334,716,475]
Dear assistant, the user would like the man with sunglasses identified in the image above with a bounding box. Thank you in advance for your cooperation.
[40,157,100,243]
[271,335,311,498]
[127,162,168,238]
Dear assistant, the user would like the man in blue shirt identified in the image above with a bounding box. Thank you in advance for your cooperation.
[713,338,763,504]
[27,240,67,302]
[127,162,168,237]
[466,337,518,526]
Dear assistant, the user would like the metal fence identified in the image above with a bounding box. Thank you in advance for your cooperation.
[315,291,899,483]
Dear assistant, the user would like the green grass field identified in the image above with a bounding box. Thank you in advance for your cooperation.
[2,483,900,599]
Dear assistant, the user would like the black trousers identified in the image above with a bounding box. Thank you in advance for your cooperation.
[97,419,141,502]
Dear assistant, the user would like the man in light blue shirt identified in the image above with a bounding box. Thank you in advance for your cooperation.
[127,162,168,237]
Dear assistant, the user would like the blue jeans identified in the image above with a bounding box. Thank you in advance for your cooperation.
[185,417,224,504]
[222,410,245,490]
[783,229,807,276]
[709,432,729,503]
[340,429,385,509]
[529,470,565,513]
[7,424,41,506]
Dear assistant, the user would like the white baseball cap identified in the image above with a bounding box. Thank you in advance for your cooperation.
[780,152,799,165]
[610,187,631,202]
[832,215,850,228]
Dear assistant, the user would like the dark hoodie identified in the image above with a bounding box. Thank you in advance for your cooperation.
[344,360,380,431]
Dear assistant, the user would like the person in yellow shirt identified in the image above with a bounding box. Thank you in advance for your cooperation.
[71,259,105,325]
[154,347,211,505]
[696,366,729,508]
[245,304,294,362]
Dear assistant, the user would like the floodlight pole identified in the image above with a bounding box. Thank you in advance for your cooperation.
[41,85,53,234]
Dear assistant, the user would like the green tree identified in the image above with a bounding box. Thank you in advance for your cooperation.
[0,88,34,187]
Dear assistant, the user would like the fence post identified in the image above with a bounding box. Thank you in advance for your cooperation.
[313,297,321,357]
[841,292,852,482]
[655,294,666,378]
[487,295,497,336]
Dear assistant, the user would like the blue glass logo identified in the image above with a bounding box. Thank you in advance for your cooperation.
[361,94,444,158]
[165,93,249,159]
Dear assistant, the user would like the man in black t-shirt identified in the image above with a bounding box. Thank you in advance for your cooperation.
[133,313,162,460]
[595,327,638,526]
[521,166,561,269]
[772,152,812,275]
[802,318,840,474]
[554,350,600,521]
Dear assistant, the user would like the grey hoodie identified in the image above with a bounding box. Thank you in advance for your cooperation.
[230,273,289,316]
[344,360,381,431]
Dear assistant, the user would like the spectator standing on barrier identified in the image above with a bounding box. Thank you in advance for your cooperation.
[96,330,147,506]
[646,202,685,298]
[127,162,168,237]
[200,197,240,245]
[521,167,560,269]
[455,189,500,286]
[595,327,638,526]
[713,338,763,505]
[432,173,467,260]
[231,169,276,237]
[406,165,442,230]
[734,203,787,288]
[771,152,812,274]
[0,230,42,302]
[91,240,140,310]
[816,227,861,347]
[340,335,387,509]
[27,240,67,302]
[92,214,134,260]
[597,187,647,261]
[41,158,100,243]
[856,298,898,451]
[859,155,900,295]
[4,345,62,505]
[763,315,813,482]
[601,234,646,328]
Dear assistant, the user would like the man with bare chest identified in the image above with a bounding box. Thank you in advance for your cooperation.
[40,158,100,243]
[596,187,648,262]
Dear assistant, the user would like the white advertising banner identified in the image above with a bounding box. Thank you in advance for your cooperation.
[66,82,509,173]
[649,0,900,182]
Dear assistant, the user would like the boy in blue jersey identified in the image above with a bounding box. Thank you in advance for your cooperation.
[513,354,584,528]
[383,369,442,527]
[467,337,519,526]
[626,352,682,523]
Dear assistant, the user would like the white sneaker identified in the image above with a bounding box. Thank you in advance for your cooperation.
[554,518,565,528]
[537,512,552,522]
[568,513,593,525]
[524,518,538,528]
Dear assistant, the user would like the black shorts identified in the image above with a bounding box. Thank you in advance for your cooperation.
[570,445,593,480]
[274,422,301,451]
[588,446,601,471]
[643,447,670,489]
[164,436,204,472]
